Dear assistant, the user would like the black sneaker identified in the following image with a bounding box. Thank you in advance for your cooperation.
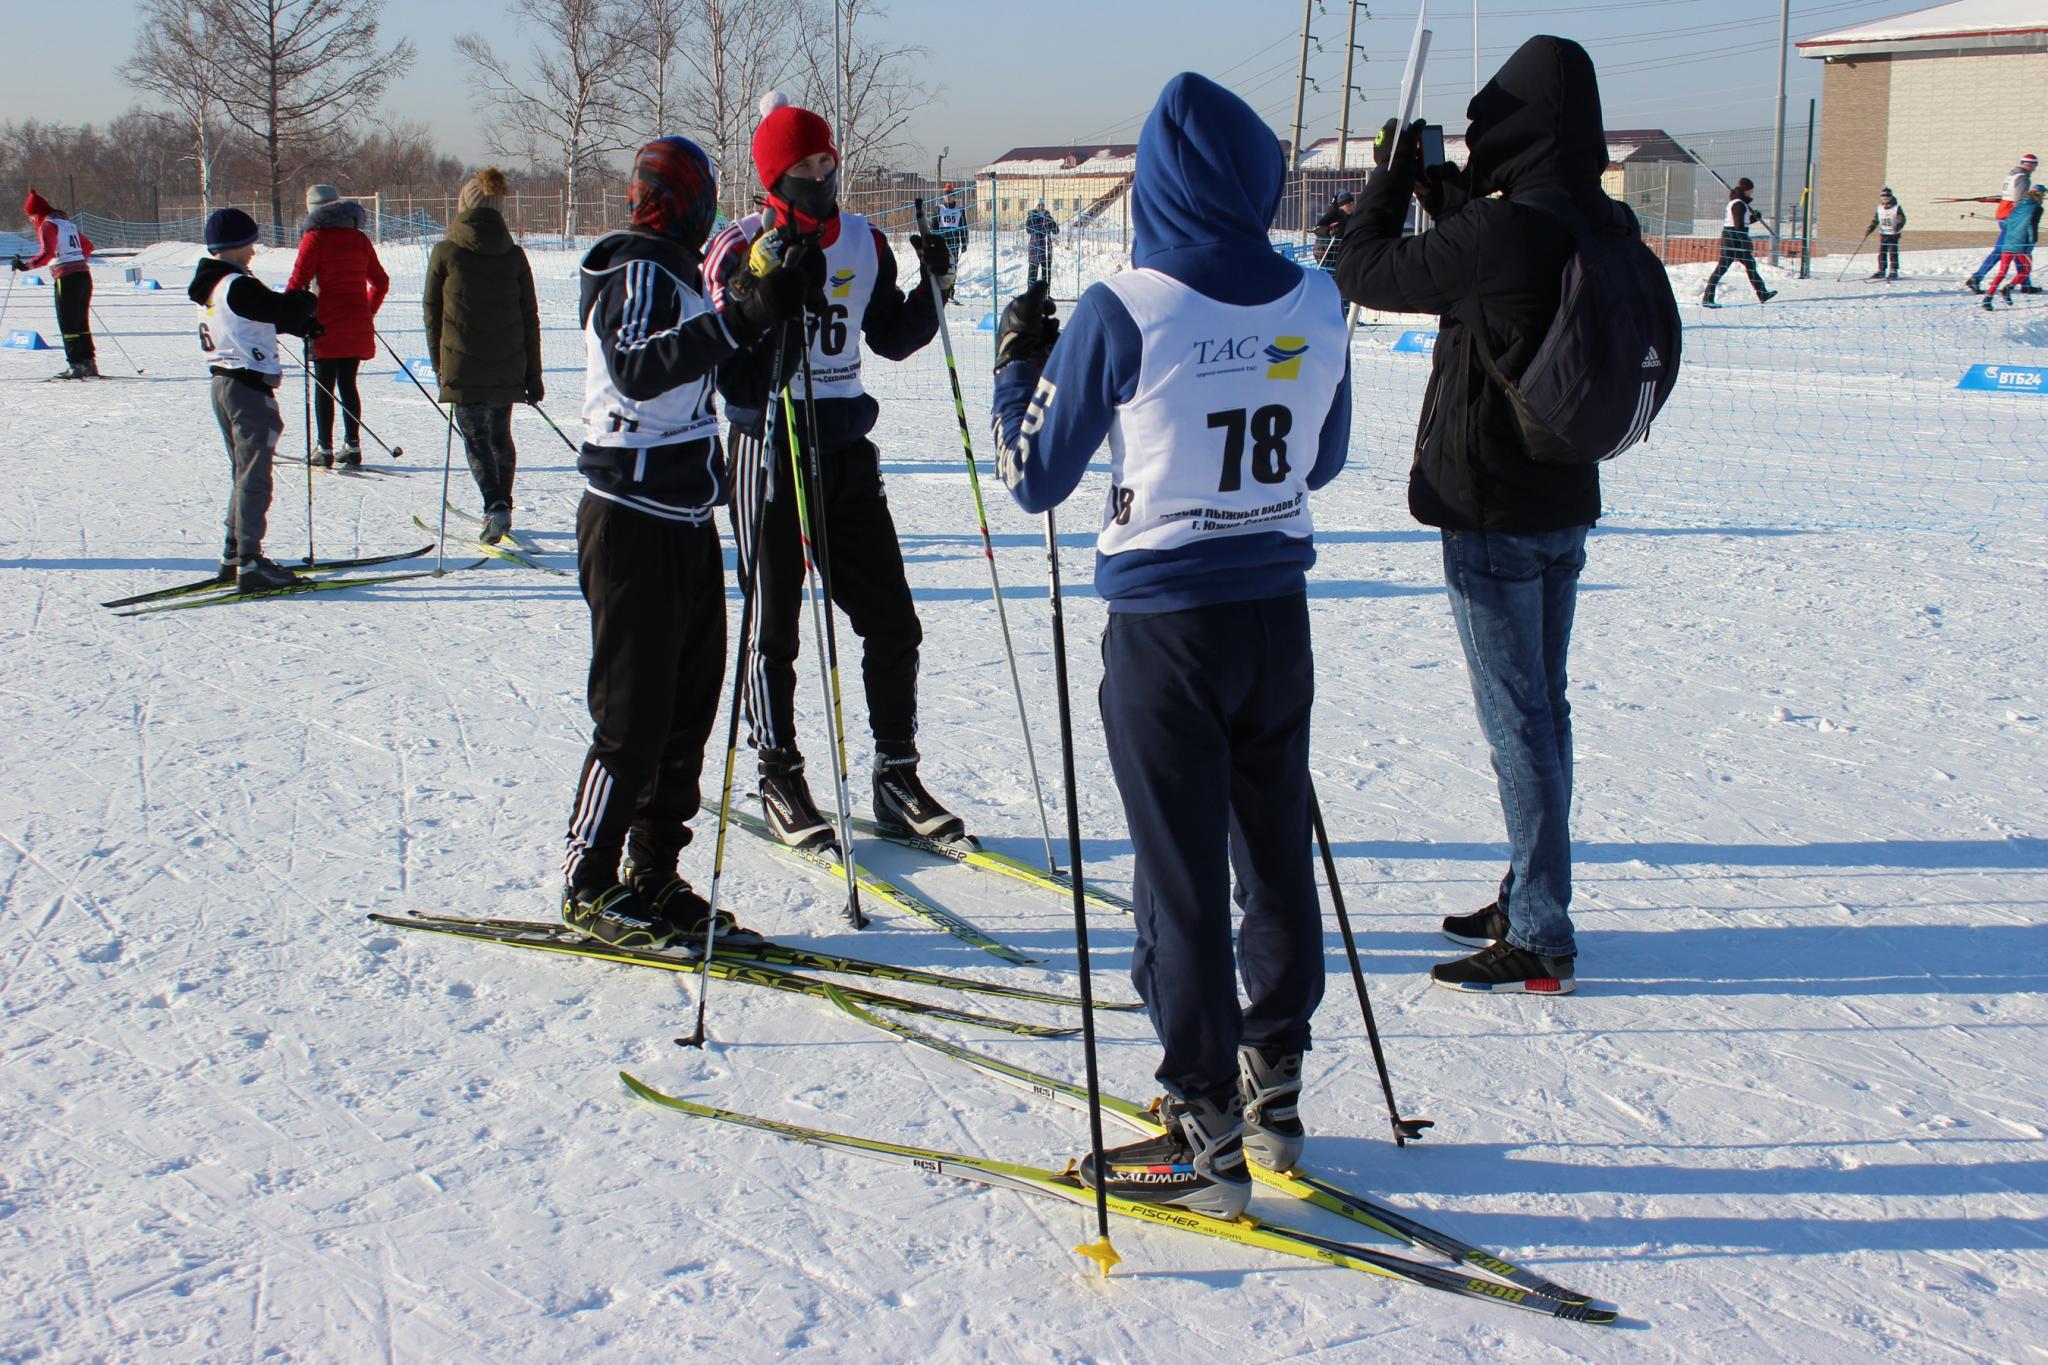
[1441,901,1510,948]
[1431,940,1576,995]
[873,756,966,841]
[1758,289,1778,303]
[1237,1045,1305,1172]
[235,556,297,593]
[628,868,766,949]
[561,883,673,949]
[759,751,834,849]
[1078,1093,1251,1219]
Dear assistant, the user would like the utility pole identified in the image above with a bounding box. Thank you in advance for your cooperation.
[1769,0,1790,266]
[1290,0,1314,172]
[833,0,845,164]
[1336,0,1361,171]
[1474,0,1481,99]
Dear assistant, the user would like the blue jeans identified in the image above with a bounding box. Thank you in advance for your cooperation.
[1440,527,1589,959]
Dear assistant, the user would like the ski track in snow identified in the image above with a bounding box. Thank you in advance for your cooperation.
[0,242,2043,1360]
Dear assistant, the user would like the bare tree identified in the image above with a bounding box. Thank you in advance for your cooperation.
[616,0,693,144]
[123,0,234,216]
[456,0,640,240]
[799,0,931,181]
[670,0,805,215]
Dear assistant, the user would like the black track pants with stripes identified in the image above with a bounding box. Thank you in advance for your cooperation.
[726,422,923,765]
[561,493,726,892]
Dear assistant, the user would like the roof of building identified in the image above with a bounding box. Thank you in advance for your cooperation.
[981,145,1139,176]
[1799,1,2048,57]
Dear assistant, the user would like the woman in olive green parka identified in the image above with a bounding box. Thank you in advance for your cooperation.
[424,166,542,544]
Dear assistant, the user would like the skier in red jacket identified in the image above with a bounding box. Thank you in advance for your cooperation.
[286,185,390,466]
[13,188,97,378]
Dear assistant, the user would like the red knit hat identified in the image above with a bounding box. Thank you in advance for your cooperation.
[751,92,836,189]
[22,188,52,220]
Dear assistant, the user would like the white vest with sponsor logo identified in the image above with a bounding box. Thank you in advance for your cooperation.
[1877,202,1904,233]
[197,270,282,376]
[736,209,880,401]
[581,255,720,451]
[1724,197,1753,230]
[1095,267,1347,559]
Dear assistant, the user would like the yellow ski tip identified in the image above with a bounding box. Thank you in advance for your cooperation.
[1074,1236,1122,1278]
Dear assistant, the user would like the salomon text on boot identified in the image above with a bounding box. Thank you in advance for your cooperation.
[1078,1092,1251,1219]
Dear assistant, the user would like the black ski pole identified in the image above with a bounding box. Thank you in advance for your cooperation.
[1836,228,1875,282]
[679,331,789,1048]
[1043,506,1120,1278]
[282,341,405,458]
[527,400,581,455]
[1310,786,1432,1146]
[88,301,144,374]
[785,333,867,930]
[302,345,316,565]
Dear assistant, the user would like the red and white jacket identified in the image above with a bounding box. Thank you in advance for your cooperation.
[22,214,93,278]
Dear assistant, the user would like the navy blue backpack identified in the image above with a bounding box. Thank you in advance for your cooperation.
[1465,193,1683,465]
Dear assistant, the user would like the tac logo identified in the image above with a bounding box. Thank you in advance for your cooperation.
[1264,336,1309,380]
[829,269,857,299]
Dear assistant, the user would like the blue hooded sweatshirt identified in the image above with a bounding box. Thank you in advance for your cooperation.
[990,72,1352,613]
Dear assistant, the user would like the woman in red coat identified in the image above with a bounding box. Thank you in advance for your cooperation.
[287,184,390,466]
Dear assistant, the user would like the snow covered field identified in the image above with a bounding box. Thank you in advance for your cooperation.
[1,241,2044,1361]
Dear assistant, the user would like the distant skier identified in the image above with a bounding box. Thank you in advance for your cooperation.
[1867,188,1905,281]
[187,208,322,593]
[287,184,390,467]
[1311,192,1354,266]
[558,137,806,948]
[1981,185,2043,310]
[424,166,543,545]
[934,184,967,263]
[992,73,1353,1219]
[1967,152,2036,293]
[12,188,97,378]
[702,93,961,852]
[1702,177,1775,308]
[1023,201,1059,289]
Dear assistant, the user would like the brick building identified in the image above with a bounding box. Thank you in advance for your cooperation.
[1802,1,2048,247]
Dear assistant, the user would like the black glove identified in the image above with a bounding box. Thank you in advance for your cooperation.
[9,257,24,272]
[725,236,815,342]
[1413,160,1461,219]
[908,231,955,302]
[1372,118,1424,171]
[525,378,545,405]
[995,282,1059,372]
[302,319,327,340]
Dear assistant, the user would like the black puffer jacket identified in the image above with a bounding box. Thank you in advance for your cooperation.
[423,207,542,405]
[1335,35,1607,531]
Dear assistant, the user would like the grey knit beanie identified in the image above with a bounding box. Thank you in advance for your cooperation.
[305,183,340,210]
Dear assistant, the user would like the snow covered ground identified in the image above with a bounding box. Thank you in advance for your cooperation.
[1,241,2043,1361]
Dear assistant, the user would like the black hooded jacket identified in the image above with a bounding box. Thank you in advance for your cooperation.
[1334,35,1608,531]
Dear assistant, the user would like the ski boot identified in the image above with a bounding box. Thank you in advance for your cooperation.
[1700,290,1718,309]
[758,749,834,849]
[1867,271,1886,281]
[50,362,83,380]
[234,556,297,593]
[481,503,512,546]
[2002,285,2017,306]
[1758,289,1778,303]
[873,753,966,842]
[1078,1092,1251,1219]
[1983,295,1997,313]
[1237,1045,1306,1171]
[624,859,765,950]
[1967,276,1984,294]
[312,447,335,469]
[1441,900,1510,948]
[339,440,363,468]
[1431,941,1576,995]
[561,882,672,949]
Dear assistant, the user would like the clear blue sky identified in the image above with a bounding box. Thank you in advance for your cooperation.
[3,0,1918,171]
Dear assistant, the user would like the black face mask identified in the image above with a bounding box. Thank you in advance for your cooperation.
[774,166,840,223]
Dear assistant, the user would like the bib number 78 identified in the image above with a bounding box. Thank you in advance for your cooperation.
[1209,404,1292,492]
